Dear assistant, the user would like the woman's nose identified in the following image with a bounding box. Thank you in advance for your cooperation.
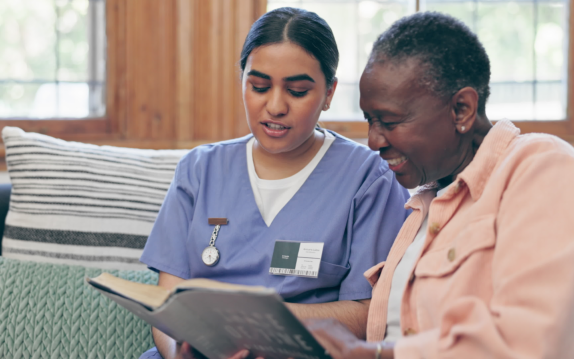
[368,127,390,151]
[266,88,288,117]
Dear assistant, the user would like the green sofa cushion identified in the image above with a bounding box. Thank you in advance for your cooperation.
[0,258,158,359]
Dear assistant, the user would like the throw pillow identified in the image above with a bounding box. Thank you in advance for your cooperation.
[1,126,188,270]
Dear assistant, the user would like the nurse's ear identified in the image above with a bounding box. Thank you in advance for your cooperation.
[323,77,338,111]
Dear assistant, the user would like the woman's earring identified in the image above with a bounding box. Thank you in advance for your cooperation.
[323,103,330,110]
[460,126,466,133]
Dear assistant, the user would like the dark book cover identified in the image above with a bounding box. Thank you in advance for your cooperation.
[89,277,331,359]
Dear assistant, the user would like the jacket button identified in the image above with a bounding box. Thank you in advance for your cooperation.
[447,248,456,262]
[429,222,441,235]
[403,328,417,336]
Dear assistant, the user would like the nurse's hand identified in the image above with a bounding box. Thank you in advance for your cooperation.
[305,318,395,359]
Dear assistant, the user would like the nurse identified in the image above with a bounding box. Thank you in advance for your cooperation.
[139,7,410,359]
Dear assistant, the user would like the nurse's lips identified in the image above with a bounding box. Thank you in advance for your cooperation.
[261,120,290,138]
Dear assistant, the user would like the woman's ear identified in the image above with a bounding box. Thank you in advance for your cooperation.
[452,87,479,134]
[324,77,338,110]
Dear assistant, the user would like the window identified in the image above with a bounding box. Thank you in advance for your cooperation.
[424,0,567,121]
[0,0,106,119]
[268,0,570,122]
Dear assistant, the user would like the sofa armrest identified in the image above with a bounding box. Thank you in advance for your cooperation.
[0,183,12,254]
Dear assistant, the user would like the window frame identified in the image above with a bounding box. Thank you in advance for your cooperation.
[318,0,574,144]
[0,0,125,141]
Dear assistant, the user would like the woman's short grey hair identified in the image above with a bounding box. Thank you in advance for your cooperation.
[371,12,491,115]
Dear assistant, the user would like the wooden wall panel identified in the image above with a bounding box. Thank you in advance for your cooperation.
[106,0,126,136]
[182,0,265,142]
[176,0,195,142]
[125,0,177,141]
[234,0,269,137]
[220,0,238,141]
[191,2,213,140]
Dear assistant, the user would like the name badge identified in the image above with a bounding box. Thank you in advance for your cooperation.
[269,240,324,278]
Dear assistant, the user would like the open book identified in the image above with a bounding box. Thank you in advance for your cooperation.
[87,273,331,359]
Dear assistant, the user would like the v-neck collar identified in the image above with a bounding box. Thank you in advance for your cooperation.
[244,131,337,228]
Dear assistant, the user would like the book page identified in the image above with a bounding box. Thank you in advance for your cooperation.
[174,278,272,293]
[88,274,273,310]
[87,273,170,309]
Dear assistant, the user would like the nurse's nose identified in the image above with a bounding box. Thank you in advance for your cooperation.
[266,88,288,117]
[368,126,390,151]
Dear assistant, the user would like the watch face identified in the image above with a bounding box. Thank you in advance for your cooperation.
[202,246,220,266]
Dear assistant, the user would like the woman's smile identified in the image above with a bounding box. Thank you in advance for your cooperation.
[385,156,408,171]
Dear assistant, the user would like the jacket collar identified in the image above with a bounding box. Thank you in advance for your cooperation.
[404,120,520,205]
[457,120,520,201]
[405,185,437,216]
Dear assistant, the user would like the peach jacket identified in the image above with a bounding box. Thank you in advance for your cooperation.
[365,120,574,358]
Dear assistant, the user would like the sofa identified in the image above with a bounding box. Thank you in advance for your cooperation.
[0,127,190,358]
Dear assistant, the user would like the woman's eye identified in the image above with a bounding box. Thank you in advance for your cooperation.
[365,115,399,130]
[252,85,269,93]
[288,89,308,97]
[383,122,398,130]
[366,117,383,127]
[369,118,398,130]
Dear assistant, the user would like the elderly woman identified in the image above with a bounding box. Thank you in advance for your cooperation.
[303,11,574,359]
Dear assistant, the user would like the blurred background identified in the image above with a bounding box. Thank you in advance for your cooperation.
[270,0,569,122]
[0,0,106,118]
[0,0,572,161]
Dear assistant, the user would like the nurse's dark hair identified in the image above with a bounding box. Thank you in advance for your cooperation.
[240,7,339,89]
[371,12,491,115]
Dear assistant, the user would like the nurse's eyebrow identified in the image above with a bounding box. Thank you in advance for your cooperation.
[284,74,315,83]
[247,70,270,80]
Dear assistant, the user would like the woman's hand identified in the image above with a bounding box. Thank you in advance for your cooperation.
[174,342,194,359]
[225,318,395,359]
[174,342,212,359]
[176,343,252,359]
[305,318,394,359]
[227,349,254,359]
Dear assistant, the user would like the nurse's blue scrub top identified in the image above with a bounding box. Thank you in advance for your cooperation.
[140,132,410,304]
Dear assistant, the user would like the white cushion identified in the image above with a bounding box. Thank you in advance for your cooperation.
[1,127,188,270]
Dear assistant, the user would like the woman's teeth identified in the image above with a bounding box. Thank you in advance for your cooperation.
[266,123,287,130]
[387,156,408,166]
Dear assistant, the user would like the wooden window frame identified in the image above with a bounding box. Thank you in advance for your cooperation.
[0,0,126,150]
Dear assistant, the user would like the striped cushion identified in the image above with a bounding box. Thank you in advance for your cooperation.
[1,127,188,270]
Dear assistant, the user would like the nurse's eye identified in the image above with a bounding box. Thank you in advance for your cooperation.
[288,89,308,98]
[252,85,269,93]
